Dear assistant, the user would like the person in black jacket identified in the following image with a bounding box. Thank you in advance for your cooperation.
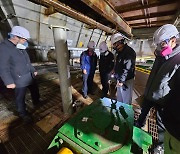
[136,24,180,154]
[111,33,136,104]
[0,26,40,123]
[99,41,114,97]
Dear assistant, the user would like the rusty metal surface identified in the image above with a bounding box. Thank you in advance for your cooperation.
[28,0,116,34]
[81,0,132,36]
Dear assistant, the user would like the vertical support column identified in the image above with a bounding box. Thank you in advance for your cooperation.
[139,40,143,58]
[76,23,84,47]
[51,26,73,115]
[96,30,103,47]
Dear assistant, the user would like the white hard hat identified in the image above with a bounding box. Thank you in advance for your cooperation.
[10,26,30,39]
[111,33,124,44]
[99,41,108,53]
[153,24,179,45]
[87,41,95,49]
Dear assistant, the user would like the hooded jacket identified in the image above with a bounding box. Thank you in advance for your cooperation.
[144,44,180,140]
[0,39,35,88]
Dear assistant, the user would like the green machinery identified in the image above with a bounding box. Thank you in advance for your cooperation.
[48,98,152,153]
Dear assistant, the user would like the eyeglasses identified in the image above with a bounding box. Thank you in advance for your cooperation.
[157,39,169,49]
[17,36,27,42]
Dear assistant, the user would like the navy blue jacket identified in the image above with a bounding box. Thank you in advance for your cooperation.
[0,40,35,88]
[80,50,97,74]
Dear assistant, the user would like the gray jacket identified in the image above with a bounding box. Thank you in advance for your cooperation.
[145,44,180,140]
[0,39,35,88]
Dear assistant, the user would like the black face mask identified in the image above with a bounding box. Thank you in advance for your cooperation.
[113,44,119,51]
[113,39,125,51]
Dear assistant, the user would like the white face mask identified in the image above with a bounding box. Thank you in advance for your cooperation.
[16,43,26,49]
[16,41,28,50]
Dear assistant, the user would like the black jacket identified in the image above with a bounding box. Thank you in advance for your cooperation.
[0,39,35,88]
[114,44,136,82]
[144,45,180,140]
[99,51,114,74]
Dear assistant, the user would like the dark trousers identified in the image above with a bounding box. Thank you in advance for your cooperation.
[82,72,95,96]
[15,80,40,117]
[100,72,109,96]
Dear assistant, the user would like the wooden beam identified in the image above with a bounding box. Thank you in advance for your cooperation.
[115,0,177,13]
[132,27,159,39]
[44,6,56,15]
[124,10,176,21]
[28,0,116,34]
[130,20,171,27]
[81,0,132,36]
[172,10,180,26]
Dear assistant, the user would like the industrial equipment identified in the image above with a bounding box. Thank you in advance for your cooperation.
[48,97,152,153]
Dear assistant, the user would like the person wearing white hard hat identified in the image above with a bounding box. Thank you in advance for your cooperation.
[111,33,136,104]
[136,24,180,153]
[80,41,97,98]
[99,41,114,97]
[0,26,40,123]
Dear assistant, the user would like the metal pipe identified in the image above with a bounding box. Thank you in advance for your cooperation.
[96,30,103,47]
[51,26,73,115]
[28,0,116,34]
[139,40,144,57]
[89,29,94,42]
[76,23,83,47]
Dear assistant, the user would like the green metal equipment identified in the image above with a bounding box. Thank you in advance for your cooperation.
[48,98,152,153]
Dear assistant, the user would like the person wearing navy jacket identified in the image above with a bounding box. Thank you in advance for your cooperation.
[80,41,97,98]
[0,26,40,123]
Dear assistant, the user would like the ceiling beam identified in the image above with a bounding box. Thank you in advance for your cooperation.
[132,27,159,39]
[172,10,180,26]
[44,6,56,15]
[130,20,171,27]
[81,0,132,36]
[116,0,177,13]
[133,27,159,34]
[28,0,116,34]
[124,10,176,21]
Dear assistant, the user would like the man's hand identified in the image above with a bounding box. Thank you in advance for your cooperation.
[110,70,115,75]
[83,69,87,74]
[7,84,16,89]
[34,72,38,76]
[116,81,123,87]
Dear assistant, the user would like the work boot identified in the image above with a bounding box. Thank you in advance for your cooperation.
[83,94,88,99]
